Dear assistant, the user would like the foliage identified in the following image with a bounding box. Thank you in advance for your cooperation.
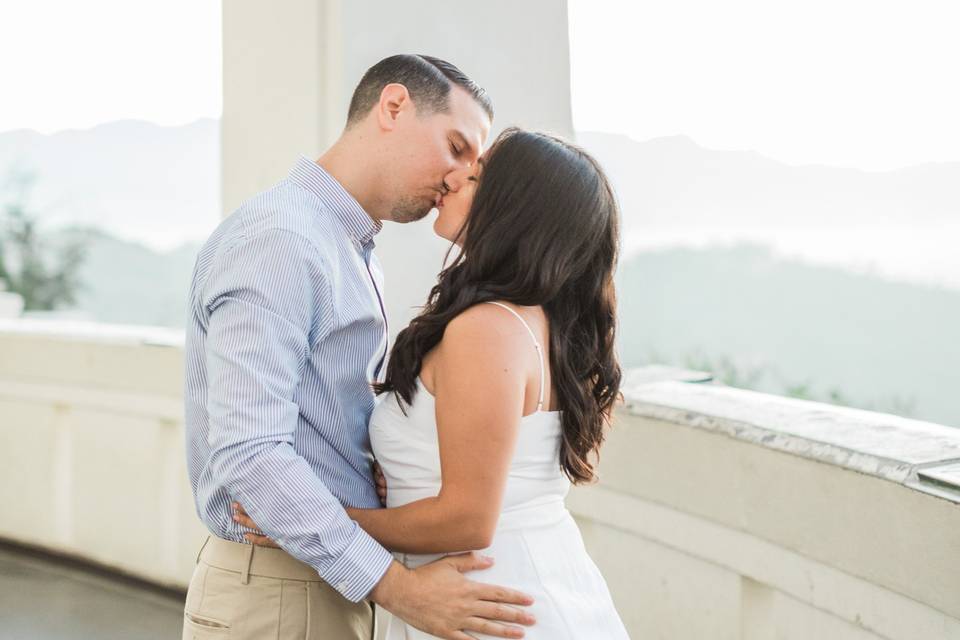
[0,171,88,310]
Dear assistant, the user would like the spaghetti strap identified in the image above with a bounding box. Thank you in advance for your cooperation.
[484,301,546,412]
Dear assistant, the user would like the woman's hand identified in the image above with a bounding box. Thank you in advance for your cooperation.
[232,502,279,547]
[372,459,388,507]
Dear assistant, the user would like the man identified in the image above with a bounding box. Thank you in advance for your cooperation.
[182,54,535,639]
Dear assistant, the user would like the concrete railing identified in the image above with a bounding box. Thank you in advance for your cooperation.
[2,319,959,638]
[570,371,960,639]
[0,319,204,590]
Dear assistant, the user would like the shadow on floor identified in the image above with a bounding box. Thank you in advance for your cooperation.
[0,545,184,639]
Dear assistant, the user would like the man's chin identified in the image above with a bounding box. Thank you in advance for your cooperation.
[389,204,435,224]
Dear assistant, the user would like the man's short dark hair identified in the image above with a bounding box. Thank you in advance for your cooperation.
[346,54,493,126]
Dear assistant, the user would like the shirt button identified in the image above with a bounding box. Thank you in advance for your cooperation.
[336,581,348,592]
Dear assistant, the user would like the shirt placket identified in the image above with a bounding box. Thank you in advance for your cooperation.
[362,241,389,380]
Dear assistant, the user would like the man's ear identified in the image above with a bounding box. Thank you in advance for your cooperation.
[376,83,412,132]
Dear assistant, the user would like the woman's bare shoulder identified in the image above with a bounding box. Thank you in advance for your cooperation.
[443,301,534,347]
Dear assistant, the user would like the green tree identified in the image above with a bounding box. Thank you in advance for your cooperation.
[0,171,87,310]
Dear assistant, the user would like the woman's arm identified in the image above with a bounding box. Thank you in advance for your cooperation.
[346,304,531,554]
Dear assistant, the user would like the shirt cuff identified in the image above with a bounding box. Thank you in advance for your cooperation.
[320,527,394,602]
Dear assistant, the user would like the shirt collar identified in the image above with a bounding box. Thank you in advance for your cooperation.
[288,155,382,246]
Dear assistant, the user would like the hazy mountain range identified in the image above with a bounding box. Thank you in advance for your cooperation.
[2,119,957,426]
[0,119,220,250]
[578,131,960,289]
[4,119,958,285]
[616,244,959,425]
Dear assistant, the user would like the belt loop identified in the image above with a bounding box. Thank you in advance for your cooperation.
[195,536,210,565]
[240,543,254,585]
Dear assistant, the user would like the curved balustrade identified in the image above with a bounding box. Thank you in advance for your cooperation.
[2,319,958,639]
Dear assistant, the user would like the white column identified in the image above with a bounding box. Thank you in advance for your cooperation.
[222,0,573,216]
[221,0,342,214]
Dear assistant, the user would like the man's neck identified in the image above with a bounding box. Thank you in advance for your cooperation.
[316,135,387,224]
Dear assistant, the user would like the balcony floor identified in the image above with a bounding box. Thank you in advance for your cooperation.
[0,545,183,639]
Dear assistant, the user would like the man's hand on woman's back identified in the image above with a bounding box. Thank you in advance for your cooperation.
[371,555,535,640]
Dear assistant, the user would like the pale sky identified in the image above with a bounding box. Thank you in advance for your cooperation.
[0,0,222,133]
[568,0,960,170]
[2,1,958,171]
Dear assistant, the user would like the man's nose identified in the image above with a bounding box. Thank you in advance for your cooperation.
[443,173,464,193]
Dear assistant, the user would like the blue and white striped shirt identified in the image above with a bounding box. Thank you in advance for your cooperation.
[184,156,393,602]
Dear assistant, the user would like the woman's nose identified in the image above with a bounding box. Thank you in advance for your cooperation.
[443,168,471,192]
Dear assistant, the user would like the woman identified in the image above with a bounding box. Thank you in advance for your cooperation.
[244,128,628,638]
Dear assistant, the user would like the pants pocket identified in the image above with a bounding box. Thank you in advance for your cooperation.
[182,562,233,639]
[183,611,231,638]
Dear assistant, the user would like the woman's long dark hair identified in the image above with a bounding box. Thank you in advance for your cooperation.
[376,128,622,484]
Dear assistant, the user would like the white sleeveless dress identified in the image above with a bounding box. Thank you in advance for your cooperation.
[369,302,630,639]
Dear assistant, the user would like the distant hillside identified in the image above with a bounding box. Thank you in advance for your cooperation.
[0,119,220,250]
[51,228,200,328]
[616,244,960,427]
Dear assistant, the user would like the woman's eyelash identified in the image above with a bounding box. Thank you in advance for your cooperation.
[467,176,478,182]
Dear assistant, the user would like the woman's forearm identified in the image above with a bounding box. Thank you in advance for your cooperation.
[347,496,495,554]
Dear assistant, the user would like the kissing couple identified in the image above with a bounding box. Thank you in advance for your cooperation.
[182,53,629,639]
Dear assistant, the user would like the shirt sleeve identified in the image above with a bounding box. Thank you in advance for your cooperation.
[200,228,393,602]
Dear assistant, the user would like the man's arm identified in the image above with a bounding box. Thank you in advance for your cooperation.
[202,228,392,602]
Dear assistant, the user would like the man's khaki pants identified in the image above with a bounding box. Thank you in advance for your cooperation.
[182,536,376,640]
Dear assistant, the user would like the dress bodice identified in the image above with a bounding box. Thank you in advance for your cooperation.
[370,379,569,518]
